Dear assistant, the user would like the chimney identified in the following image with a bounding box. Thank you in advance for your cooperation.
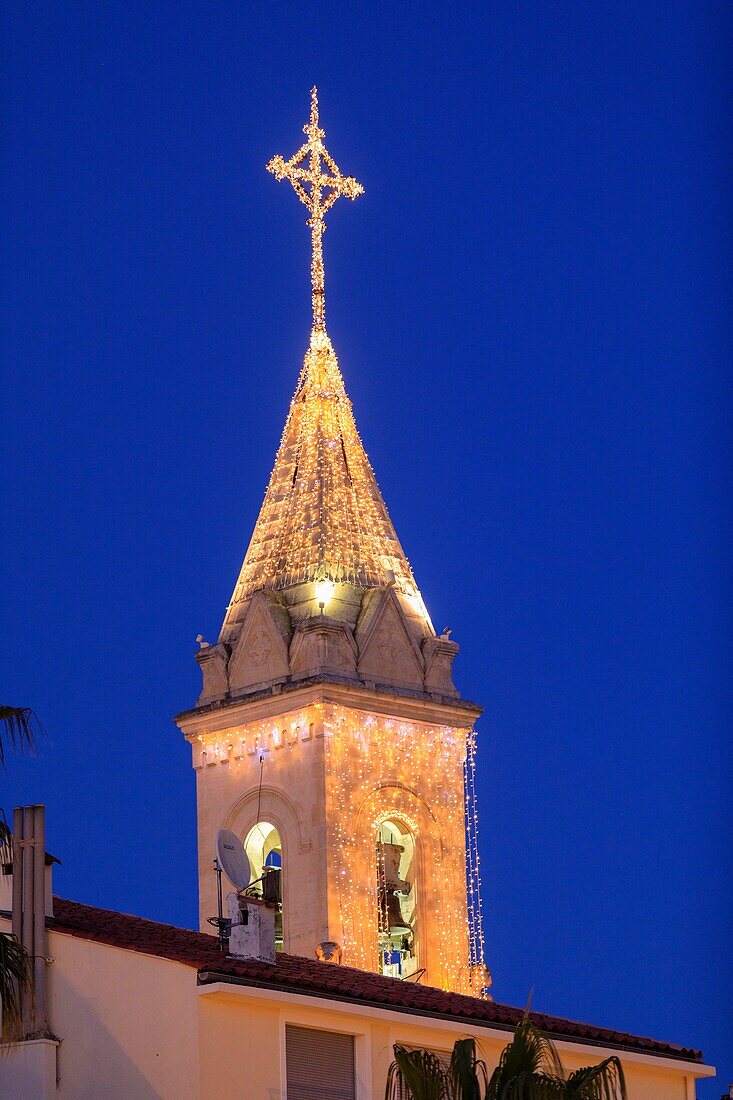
[11,805,52,1038]
[226,892,276,963]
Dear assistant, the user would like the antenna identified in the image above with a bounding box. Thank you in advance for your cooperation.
[216,829,251,892]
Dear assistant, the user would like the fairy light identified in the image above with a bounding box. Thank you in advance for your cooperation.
[266,86,363,334]
[464,729,492,998]
[197,700,479,995]
[193,91,490,998]
[220,90,431,640]
[322,704,472,990]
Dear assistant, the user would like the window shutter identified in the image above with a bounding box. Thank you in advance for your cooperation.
[285,1024,356,1100]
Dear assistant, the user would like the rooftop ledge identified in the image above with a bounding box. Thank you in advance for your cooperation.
[174,672,483,737]
[196,979,715,1078]
[4,897,707,1073]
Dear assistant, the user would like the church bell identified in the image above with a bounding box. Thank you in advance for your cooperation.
[377,841,411,935]
[262,866,282,905]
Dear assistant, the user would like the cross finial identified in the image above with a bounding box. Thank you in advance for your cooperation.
[267,87,364,332]
[306,86,322,140]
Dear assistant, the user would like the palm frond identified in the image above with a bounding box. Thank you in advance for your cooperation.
[449,1037,488,1100]
[0,931,32,1042]
[497,1074,564,1100]
[498,1072,567,1100]
[387,1022,627,1100]
[0,812,11,866]
[487,1020,564,1099]
[386,1045,451,1100]
[566,1057,626,1100]
[0,707,39,770]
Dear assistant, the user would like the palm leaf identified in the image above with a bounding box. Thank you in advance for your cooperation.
[387,1019,627,1100]
[0,707,39,770]
[497,1072,567,1100]
[0,930,32,1042]
[386,1045,451,1100]
[0,812,11,867]
[566,1057,626,1099]
[450,1037,488,1100]
[487,1020,564,1100]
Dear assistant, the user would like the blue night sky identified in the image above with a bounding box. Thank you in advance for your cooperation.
[2,2,730,1091]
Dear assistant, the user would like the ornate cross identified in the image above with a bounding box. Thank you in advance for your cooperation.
[267,87,364,332]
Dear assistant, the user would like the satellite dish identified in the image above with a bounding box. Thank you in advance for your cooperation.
[216,829,251,891]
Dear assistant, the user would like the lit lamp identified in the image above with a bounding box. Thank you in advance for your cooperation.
[315,579,335,614]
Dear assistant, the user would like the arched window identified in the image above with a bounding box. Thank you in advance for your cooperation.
[376,818,418,979]
[244,821,284,949]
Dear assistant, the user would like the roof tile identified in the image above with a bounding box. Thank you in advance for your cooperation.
[48,896,702,1064]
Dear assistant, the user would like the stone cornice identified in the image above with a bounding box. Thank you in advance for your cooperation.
[175,674,482,739]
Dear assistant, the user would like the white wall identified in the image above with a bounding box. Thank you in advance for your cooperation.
[0,919,199,1100]
[0,916,712,1100]
[49,932,199,1100]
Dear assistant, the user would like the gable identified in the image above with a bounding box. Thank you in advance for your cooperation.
[227,590,291,693]
[356,588,424,691]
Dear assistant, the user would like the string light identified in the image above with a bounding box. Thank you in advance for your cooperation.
[220,90,431,641]
[465,729,492,998]
[196,701,480,996]
[193,90,490,999]
[266,86,363,333]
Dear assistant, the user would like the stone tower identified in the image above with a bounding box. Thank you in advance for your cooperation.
[175,90,488,996]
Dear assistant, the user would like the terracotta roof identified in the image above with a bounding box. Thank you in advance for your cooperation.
[47,896,701,1064]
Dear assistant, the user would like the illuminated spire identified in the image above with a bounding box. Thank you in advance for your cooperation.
[221,92,430,639]
[221,326,430,633]
[266,86,364,332]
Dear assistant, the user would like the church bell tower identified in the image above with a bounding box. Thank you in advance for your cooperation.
[175,89,489,996]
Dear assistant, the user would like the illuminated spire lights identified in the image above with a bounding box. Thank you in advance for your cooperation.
[267,87,363,332]
[222,91,429,632]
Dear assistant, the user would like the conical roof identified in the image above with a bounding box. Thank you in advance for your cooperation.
[220,328,430,637]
